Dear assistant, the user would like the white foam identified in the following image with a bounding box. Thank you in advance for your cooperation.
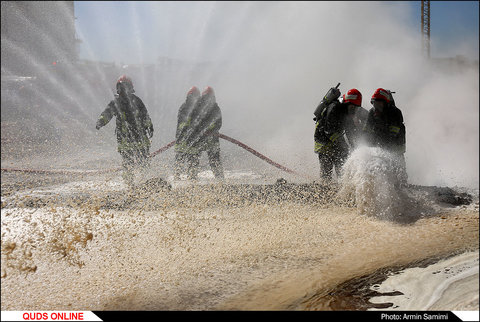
[339,146,428,222]
[167,169,266,188]
[368,251,479,311]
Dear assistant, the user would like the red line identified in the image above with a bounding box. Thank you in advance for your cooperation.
[149,140,176,158]
[216,133,299,175]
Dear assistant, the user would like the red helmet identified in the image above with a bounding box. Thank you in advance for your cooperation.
[187,86,200,97]
[202,86,214,96]
[116,75,134,94]
[343,88,362,106]
[371,88,391,104]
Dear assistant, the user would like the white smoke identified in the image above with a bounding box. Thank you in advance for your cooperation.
[74,2,479,188]
[405,69,479,188]
[177,2,479,188]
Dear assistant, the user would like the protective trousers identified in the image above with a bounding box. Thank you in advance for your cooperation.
[186,139,224,180]
[317,145,348,182]
[174,152,199,180]
[205,141,224,180]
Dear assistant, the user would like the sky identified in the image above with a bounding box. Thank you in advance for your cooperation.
[74,1,480,64]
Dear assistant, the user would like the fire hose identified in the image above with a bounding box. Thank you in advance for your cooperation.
[1,133,309,179]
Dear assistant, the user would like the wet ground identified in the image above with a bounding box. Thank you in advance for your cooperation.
[1,170,478,311]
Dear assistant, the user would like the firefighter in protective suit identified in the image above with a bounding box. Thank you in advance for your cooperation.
[180,86,224,180]
[363,88,407,184]
[314,88,367,181]
[174,86,201,179]
[342,89,369,150]
[96,75,154,186]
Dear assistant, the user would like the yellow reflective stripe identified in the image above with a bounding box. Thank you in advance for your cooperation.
[178,118,191,130]
[175,142,187,152]
[207,122,216,131]
[329,132,342,142]
[118,139,150,152]
[175,142,199,154]
[178,122,189,130]
[314,142,324,153]
[314,142,330,153]
[389,126,400,134]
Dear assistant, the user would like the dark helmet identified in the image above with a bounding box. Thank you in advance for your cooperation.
[116,75,134,94]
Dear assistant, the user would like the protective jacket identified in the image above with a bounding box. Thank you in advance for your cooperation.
[183,93,222,153]
[96,93,153,153]
[314,101,349,155]
[175,93,199,153]
[363,104,405,154]
[344,106,369,149]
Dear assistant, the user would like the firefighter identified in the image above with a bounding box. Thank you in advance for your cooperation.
[183,86,224,180]
[174,86,201,179]
[314,88,367,181]
[95,75,154,187]
[342,89,369,150]
[363,88,407,183]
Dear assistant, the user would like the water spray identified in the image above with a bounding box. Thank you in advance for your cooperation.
[1,133,311,180]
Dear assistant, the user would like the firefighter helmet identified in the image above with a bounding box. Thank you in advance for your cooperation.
[202,86,214,96]
[344,88,362,106]
[371,88,391,104]
[187,86,200,98]
[116,75,134,94]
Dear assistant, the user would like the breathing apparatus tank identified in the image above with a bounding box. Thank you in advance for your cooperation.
[313,83,341,121]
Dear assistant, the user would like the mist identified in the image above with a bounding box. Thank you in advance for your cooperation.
[3,1,479,189]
